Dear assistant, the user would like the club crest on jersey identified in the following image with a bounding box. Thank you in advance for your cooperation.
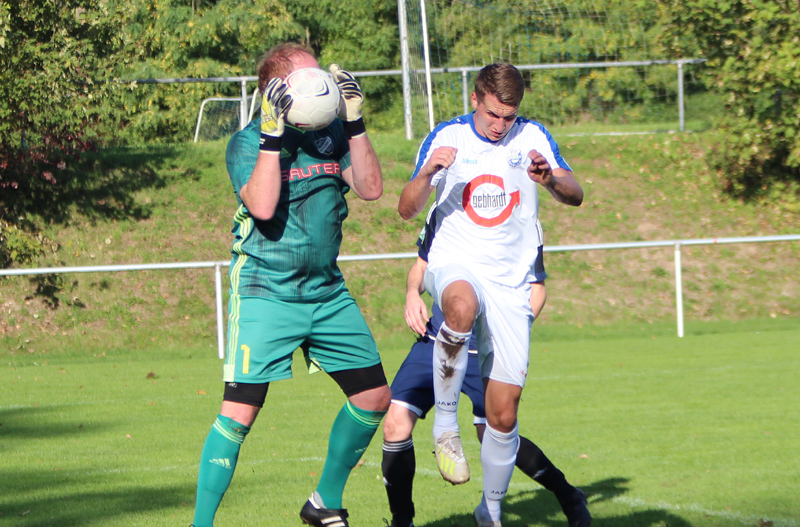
[315,136,334,156]
[461,174,520,227]
[507,149,523,167]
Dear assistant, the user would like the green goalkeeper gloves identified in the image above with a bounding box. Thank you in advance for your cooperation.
[259,77,293,152]
[329,64,366,138]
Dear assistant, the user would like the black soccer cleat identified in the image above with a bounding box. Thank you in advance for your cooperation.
[560,488,592,527]
[300,496,350,527]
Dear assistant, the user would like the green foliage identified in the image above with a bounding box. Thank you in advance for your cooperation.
[115,0,304,143]
[285,0,401,109]
[0,219,48,267]
[0,0,134,266]
[657,0,800,202]
[423,0,679,127]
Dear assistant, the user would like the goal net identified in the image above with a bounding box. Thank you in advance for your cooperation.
[194,93,258,142]
[399,0,704,138]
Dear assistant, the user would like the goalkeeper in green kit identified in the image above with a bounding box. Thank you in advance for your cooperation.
[191,42,390,527]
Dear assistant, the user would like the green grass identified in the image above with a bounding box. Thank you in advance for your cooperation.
[1,322,799,526]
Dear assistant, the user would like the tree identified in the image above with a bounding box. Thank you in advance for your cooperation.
[657,0,800,204]
[284,0,400,109]
[0,0,130,266]
[116,0,304,144]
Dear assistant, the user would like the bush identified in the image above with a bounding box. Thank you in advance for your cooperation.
[658,0,800,203]
[0,0,129,266]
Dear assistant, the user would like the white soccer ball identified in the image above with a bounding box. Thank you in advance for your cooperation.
[284,67,341,131]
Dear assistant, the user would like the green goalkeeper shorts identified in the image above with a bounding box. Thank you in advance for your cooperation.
[223,288,381,383]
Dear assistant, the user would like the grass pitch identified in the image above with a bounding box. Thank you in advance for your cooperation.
[2,320,798,527]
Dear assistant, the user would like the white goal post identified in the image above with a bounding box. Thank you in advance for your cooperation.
[398,0,705,139]
[194,88,260,143]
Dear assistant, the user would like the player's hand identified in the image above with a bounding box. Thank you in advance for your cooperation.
[329,64,363,122]
[259,77,292,151]
[423,146,457,181]
[527,149,553,185]
[404,291,430,336]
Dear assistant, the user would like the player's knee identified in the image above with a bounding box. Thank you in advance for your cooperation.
[486,411,517,433]
[349,383,391,412]
[442,284,478,332]
[383,404,415,441]
[370,384,392,411]
[445,305,477,332]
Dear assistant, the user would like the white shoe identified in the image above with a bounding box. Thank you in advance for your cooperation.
[434,431,469,484]
[473,503,502,527]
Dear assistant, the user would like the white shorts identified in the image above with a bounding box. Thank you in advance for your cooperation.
[424,262,534,387]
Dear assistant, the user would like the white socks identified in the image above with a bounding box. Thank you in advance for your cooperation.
[480,422,519,521]
[431,322,470,439]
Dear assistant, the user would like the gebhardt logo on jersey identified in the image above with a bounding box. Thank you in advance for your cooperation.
[461,174,520,227]
[281,162,341,181]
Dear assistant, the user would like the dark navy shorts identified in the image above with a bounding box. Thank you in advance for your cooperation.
[389,336,486,422]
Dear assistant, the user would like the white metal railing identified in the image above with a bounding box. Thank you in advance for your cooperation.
[135,56,705,140]
[2,234,798,357]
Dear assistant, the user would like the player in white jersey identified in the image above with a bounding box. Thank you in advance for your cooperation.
[398,63,584,527]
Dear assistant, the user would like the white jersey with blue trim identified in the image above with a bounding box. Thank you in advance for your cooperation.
[412,112,569,288]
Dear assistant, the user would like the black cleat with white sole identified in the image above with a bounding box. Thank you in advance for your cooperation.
[300,496,350,527]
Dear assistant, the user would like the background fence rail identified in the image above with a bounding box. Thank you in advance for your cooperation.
[2,234,798,357]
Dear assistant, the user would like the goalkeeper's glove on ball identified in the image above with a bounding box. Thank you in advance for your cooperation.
[329,64,366,138]
[259,77,293,152]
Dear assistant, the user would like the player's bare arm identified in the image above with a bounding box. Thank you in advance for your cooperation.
[398,146,457,220]
[342,136,383,201]
[530,281,547,319]
[239,154,283,220]
[404,257,430,336]
[241,77,293,220]
[527,149,584,206]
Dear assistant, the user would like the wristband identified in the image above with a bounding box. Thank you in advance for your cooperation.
[259,133,282,153]
[343,118,366,139]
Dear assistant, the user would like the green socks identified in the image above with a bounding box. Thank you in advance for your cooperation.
[193,415,250,527]
[315,401,385,509]
[192,402,383,523]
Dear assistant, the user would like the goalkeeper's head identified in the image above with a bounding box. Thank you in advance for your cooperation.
[257,42,318,92]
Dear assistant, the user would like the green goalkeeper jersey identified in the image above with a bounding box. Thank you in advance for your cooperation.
[226,118,353,302]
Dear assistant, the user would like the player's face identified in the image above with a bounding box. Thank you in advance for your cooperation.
[471,91,518,142]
